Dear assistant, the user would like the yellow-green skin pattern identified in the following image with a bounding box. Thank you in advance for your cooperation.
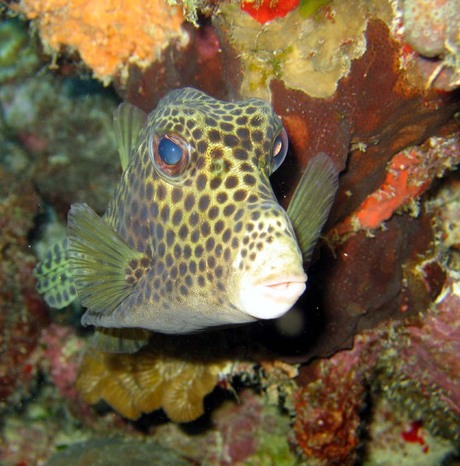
[82,88,305,333]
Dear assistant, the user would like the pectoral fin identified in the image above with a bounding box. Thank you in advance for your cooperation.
[67,202,146,320]
[33,238,78,309]
[287,153,339,264]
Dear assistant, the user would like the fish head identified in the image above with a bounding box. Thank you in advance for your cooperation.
[118,88,307,331]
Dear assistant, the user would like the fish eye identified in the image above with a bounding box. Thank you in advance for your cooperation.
[159,137,182,165]
[272,127,288,172]
[150,133,191,178]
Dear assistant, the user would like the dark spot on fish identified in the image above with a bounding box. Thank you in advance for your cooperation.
[222,228,231,242]
[252,130,263,142]
[214,220,225,234]
[157,184,167,201]
[198,194,210,211]
[155,224,164,241]
[205,237,215,252]
[206,206,218,221]
[183,244,192,259]
[195,245,204,258]
[225,176,238,189]
[178,224,189,240]
[150,202,159,217]
[210,177,222,189]
[171,187,183,203]
[166,229,175,246]
[160,205,170,222]
[172,209,183,225]
[184,193,195,211]
[201,222,211,236]
[207,256,216,268]
[216,192,228,203]
[209,130,221,143]
[189,212,199,227]
[197,140,208,154]
[223,204,236,217]
[196,173,207,191]
[191,229,200,243]
[220,122,234,132]
[223,134,239,147]
[234,148,248,160]
[233,189,247,202]
[205,117,217,127]
[192,128,203,139]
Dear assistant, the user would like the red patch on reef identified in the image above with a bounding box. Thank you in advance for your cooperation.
[241,0,300,24]
[402,420,425,446]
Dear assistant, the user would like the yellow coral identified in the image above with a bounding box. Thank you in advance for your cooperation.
[76,339,227,423]
[18,0,187,83]
[216,0,394,100]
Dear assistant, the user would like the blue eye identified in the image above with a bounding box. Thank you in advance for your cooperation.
[158,136,183,165]
[150,132,191,179]
[272,127,288,172]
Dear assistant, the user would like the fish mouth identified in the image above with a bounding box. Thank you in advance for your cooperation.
[239,273,307,320]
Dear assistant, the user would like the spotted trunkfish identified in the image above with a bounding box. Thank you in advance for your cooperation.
[34,88,338,352]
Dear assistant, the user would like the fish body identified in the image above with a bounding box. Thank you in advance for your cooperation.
[34,88,338,346]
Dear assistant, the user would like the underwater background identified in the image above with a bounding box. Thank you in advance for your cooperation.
[1,0,460,464]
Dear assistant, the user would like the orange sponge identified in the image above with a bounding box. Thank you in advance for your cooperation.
[19,0,186,83]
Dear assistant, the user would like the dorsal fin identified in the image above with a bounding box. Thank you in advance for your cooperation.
[287,153,339,264]
[67,202,147,319]
[113,102,147,171]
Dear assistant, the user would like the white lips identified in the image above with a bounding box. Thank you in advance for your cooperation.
[237,273,307,320]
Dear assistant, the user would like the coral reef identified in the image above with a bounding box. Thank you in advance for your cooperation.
[402,0,460,90]
[16,0,188,84]
[333,134,459,234]
[373,272,460,441]
[46,438,190,466]
[141,388,297,465]
[0,172,49,412]
[0,72,119,214]
[217,0,373,100]
[1,1,460,464]
[76,334,229,423]
[39,324,84,401]
[290,279,460,465]
[0,16,41,84]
